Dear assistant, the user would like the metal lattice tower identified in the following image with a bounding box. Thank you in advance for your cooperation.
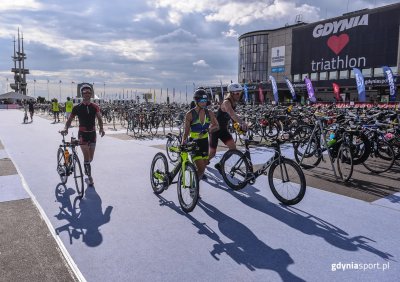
[10,28,30,94]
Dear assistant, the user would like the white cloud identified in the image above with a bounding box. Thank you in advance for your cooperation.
[0,0,43,11]
[149,0,321,26]
[193,60,209,67]
[104,39,155,61]
[222,29,239,38]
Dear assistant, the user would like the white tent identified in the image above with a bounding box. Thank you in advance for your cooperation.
[0,92,36,101]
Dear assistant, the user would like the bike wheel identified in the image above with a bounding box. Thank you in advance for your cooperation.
[363,140,395,173]
[336,145,353,182]
[150,152,169,194]
[220,149,251,190]
[268,157,306,205]
[57,148,68,184]
[72,155,84,198]
[263,121,281,139]
[293,136,322,169]
[177,162,199,213]
[166,135,180,163]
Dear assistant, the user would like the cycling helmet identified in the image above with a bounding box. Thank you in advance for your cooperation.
[193,88,208,102]
[80,83,92,94]
[227,83,243,93]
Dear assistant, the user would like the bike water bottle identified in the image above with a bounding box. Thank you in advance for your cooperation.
[234,122,244,135]
[327,132,336,147]
[64,149,70,165]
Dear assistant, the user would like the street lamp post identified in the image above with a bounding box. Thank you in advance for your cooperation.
[33,79,36,97]
[59,80,62,101]
[47,80,49,101]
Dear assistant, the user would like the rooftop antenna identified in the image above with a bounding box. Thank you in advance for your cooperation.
[295,14,303,23]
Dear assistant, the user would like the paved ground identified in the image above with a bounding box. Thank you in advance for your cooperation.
[0,109,399,281]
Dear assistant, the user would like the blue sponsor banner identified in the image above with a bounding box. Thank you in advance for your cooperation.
[271,66,285,73]
[269,75,279,103]
[353,68,366,102]
[382,66,397,102]
[243,83,249,103]
[284,77,296,100]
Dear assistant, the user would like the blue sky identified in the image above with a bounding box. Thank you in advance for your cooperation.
[0,0,397,101]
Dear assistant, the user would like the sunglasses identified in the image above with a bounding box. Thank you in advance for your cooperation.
[198,99,207,103]
[82,90,92,94]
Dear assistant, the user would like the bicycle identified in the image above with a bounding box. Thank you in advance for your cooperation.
[56,133,85,197]
[150,140,200,213]
[219,128,306,205]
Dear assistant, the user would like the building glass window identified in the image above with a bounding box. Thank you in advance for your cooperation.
[339,70,348,79]
[301,73,308,80]
[390,66,398,75]
[361,68,372,77]
[293,74,300,82]
[310,72,317,80]
[373,67,383,77]
[329,71,337,80]
[252,63,257,71]
[252,44,257,53]
[319,72,327,80]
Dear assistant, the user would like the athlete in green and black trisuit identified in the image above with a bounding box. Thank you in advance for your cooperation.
[182,88,219,181]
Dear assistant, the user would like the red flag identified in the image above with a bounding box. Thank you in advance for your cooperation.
[258,84,264,104]
[332,83,340,101]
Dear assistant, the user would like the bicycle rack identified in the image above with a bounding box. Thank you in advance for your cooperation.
[299,118,339,180]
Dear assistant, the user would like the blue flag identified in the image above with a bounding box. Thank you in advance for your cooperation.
[243,83,249,103]
[353,68,366,102]
[269,75,279,103]
[383,66,397,102]
[284,77,296,100]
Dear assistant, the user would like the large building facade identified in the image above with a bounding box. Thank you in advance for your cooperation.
[238,3,400,103]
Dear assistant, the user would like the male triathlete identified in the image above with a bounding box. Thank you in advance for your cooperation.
[52,98,60,123]
[209,83,248,173]
[181,88,219,180]
[65,97,74,120]
[61,84,105,186]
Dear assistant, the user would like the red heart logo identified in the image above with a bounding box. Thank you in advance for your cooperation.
[327,34,349,55]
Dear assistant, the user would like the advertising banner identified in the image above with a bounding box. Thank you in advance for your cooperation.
[284,77,297,100]
[258,84,264,104]
[332,82,340,101]
[353,67,366,102]
[269,75,279,103]
[304,77,316,103]
[382,66,397,102]
[292,5,400,74]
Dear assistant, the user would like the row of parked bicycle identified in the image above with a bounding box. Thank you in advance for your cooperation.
[150,104,400,213]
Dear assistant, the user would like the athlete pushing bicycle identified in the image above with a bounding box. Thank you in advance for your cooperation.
[60,84,105,186]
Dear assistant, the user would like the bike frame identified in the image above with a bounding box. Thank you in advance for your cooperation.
[164,147,191,187]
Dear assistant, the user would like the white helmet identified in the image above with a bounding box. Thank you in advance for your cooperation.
[227,83,243,93]
[80,83,92,94]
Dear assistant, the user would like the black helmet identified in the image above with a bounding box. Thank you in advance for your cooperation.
[193,88,208,102]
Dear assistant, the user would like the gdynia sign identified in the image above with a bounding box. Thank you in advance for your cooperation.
[291,6,399,75]
[312,15,368,38]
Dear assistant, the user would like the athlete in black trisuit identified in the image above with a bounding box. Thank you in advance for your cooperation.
[61,84,105,186]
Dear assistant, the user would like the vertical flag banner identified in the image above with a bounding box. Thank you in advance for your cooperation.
[332,82,340,101]
[383,66,397,102]
[269,75,279,103]
[160,88,163,100]
[154,89,156,103]
[258,84,264,104]
[353,68,366,102]
[209,87,213,101]
[284,77,296,100]
[243,83,249,103]
[304,77,316,103]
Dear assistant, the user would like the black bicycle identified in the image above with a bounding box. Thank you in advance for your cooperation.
[220,133,306,205]
[56,133,85,197]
